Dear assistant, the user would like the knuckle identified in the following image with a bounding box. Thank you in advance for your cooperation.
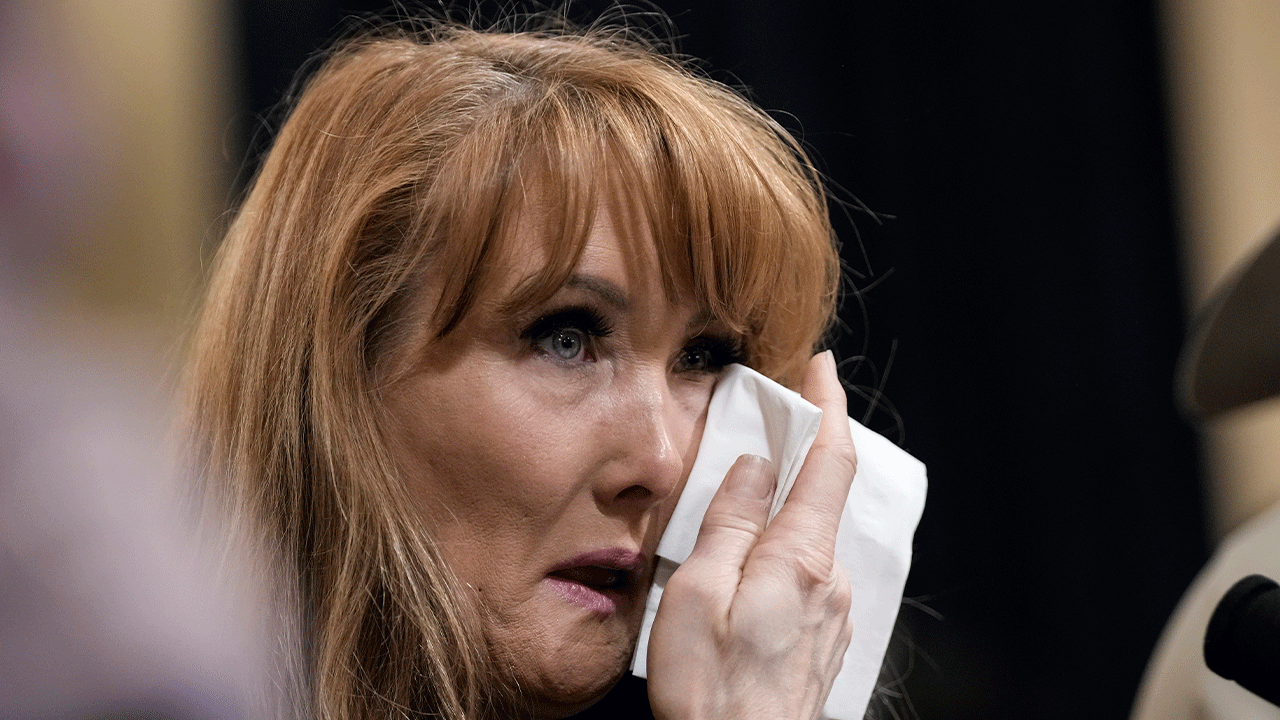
[664,565,722,607]
[777,546,837,590]
[767,548,850,614]
[828,571,853,617]
[840,616,854,648]
[806,435,858,485]
[823,436,859,478]
[699,506,767,539]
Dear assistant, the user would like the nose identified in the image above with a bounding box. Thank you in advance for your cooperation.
[593,369,694,512]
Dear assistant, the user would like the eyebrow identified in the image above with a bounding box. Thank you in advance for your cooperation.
[686,307,714,332]
[564,274,630,311]
[559,273,721,336]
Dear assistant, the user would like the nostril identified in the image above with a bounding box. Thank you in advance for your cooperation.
[614,485,654,504]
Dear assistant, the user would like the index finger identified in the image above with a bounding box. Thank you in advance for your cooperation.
[768,350,858,544]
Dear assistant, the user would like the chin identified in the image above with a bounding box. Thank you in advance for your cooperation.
[520,636,634,719]
[486,581,646,718]
[528,672,625,719]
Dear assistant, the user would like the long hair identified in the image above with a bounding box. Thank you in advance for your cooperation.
[184,21,841,720]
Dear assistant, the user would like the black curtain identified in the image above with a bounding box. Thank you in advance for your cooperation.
[228,2,1209,718]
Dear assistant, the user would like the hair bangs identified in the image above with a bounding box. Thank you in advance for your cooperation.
[385,28,836,387]
[420,73,618,333]
[608,77,839,387]
[493,90,616,318]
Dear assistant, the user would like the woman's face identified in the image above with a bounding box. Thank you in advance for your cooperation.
[382,202,743,717]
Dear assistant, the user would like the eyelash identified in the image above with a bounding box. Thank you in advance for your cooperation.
[676,335,746,374]
[519,304,747,372]
[520,306,613,363]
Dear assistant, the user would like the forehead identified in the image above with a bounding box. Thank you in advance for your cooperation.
[485,177,678,314]
[496,194,671,308]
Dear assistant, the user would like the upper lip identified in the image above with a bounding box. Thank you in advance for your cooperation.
[547,548,649,589]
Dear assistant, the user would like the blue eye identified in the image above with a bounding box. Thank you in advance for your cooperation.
[543,328,587,360]
[521,306,613,363]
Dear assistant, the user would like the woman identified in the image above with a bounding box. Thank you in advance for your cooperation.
[186,20,858,720]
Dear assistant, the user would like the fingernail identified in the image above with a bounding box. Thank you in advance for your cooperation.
[726,454,775,499]
[822,349,836,372]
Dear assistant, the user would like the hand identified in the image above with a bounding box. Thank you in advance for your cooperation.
[647,351,857,720]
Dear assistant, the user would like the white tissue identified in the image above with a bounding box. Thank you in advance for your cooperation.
[629,364,927,720]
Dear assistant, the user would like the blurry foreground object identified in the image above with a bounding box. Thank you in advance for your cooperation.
[0,1,259,717]
[1132,223,1280,719]
[0,333,259,719]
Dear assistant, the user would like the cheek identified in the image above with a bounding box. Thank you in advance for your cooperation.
[650,382,713,531]
[387,372,590,552]
[671,377,713,464]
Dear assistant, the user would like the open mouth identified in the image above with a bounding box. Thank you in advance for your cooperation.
[548,565,632,592]
[545,550,647,614]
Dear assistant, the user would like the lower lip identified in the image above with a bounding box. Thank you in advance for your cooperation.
[545,577,626,615]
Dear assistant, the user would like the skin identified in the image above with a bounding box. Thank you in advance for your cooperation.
[648,351,858,720]
[383,201,856,720]
[383,201,727,717]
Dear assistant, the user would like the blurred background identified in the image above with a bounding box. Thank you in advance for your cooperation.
[9,1,1280,718]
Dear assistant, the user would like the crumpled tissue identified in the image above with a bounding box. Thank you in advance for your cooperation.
[629,364,927,720]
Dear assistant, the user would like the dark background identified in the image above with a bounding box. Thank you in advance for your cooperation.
[228,2,1210,718]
